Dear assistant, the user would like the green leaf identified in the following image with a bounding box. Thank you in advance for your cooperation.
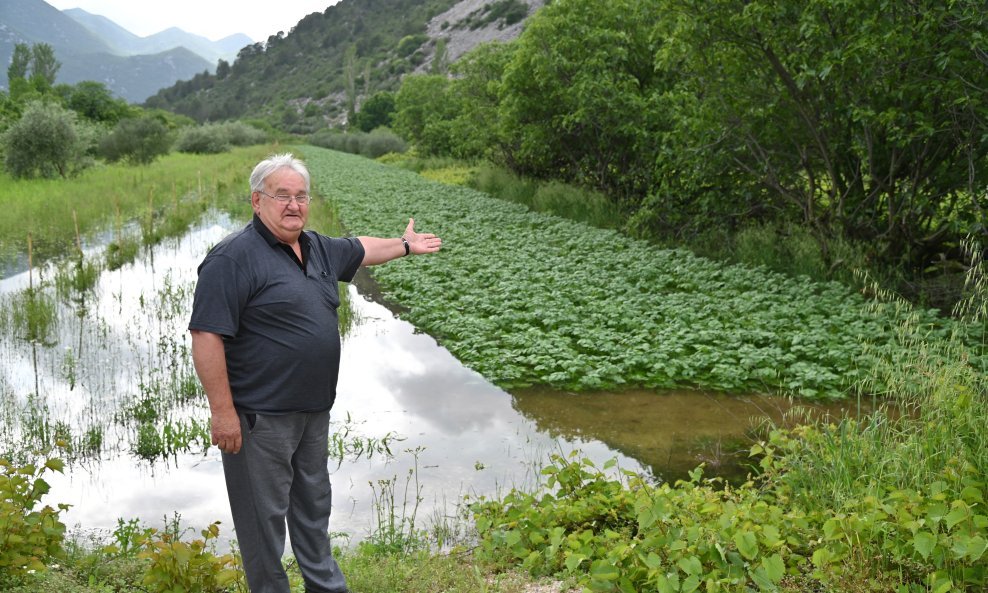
[811,548,833,567]
[734,530,759,560]
[963,535,986,562]
[655,572,679,593]
[590,559,620,581]
[43,459,65,473]
[926,502,949,525]
[677,555,702,576]
[945,505,969,530]
[762,553,785,583]
[565,553,587,571]
[682,574,700,593]
[912,531,937,559]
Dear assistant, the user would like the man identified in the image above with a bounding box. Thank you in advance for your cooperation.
[188,152,441,593]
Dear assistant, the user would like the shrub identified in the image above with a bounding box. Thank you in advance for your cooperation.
[361,127,407,159]
[0,456,68,576]
[219,121,268,146]
[1,100,85,178]
[308,129,348,152]
[308,128,407,159]
[173,121,267,155]
[174,124,231,154]
[355,92,396,132]
[134,517,240,593]
[98,117,172,165]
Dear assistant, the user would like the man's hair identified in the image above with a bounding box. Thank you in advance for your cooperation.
[249,153,311,193]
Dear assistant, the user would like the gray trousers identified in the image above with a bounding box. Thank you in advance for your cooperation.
[221,410,347,593]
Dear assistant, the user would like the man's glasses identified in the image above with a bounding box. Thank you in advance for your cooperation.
[258,191,312,205]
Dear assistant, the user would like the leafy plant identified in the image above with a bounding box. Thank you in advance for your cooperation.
[0,455,68,575]
[133,515,241,593]
[472,453,799,592]
[304,147,987,399]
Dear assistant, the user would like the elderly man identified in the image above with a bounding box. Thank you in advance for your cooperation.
[188,153,441,593]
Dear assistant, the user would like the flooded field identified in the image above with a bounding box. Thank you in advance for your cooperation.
[0,212,866,549]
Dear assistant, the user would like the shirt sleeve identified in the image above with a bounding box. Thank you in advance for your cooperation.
[326,235,365,283]
[188,252,247,338]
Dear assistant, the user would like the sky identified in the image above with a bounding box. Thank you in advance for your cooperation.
[45,0,340,43]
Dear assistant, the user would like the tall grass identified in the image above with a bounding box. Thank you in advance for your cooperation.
[0,147,273,270]
[750,241,988,588]
[782,241,985,499]
[467,163,625,230]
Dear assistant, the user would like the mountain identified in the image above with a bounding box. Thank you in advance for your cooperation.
[63,8,252,64]
[0,0,232,103]
[145,0,544,130]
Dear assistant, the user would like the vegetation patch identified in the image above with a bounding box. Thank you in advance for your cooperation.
[305,147,986,399]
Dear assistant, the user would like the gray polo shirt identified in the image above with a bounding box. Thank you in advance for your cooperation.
[188,215,365,414]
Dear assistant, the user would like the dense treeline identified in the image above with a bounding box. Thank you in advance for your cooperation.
[388,0,988,307]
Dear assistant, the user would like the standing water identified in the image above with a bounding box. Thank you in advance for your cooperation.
[0,213,860,549]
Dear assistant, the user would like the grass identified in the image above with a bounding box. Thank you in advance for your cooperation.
[2,146,984,591]
[0,147,273,269]
[0,537,572,593]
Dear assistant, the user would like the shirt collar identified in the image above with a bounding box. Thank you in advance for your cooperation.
[251,213,311,250]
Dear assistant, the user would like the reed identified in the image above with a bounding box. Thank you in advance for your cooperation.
[767,241,987,507]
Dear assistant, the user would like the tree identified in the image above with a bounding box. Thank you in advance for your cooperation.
[2,100,82,178]
[63,81,131,124]
[98,117,172,165]
[8,44,30,82]
[216,59,231,80]
[354,91,396,132]
[430,38,449,75]
[652,0,988,264]
[497,0,668,202]
[7,44,32,100]
[343,45,358,128]
[29,43,60,92]
[393,75,455,155]
[446,41,516,160]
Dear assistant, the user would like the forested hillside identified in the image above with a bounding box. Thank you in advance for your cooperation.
[143,0,540,130]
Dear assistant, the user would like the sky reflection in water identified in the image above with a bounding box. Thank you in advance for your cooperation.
[4,215,866,550]
[6,218,640,548]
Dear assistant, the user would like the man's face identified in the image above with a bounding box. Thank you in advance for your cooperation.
[251,167,309,243]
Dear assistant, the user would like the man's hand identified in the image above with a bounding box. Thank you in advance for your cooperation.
[211,407,243,454]
[403,218,442,255]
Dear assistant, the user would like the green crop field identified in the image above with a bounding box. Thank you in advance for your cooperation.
[303,146,986,399]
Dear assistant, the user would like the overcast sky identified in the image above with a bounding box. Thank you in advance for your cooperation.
[46,0,339,42]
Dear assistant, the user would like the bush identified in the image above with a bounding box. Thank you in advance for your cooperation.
[98,117,172,165]
[308,128,407,159]
[134,518,240,593]
[355,92,396,132]
[361,127,407,159]
[174,121,267,154]
[0,456,68,576]
[174,124,231,154]
[219,121,268,147]
[1,100,86,178]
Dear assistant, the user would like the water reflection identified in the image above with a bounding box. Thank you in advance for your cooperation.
[1,214,874,551]
[510,388,875,483]
[2,216,642,548]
